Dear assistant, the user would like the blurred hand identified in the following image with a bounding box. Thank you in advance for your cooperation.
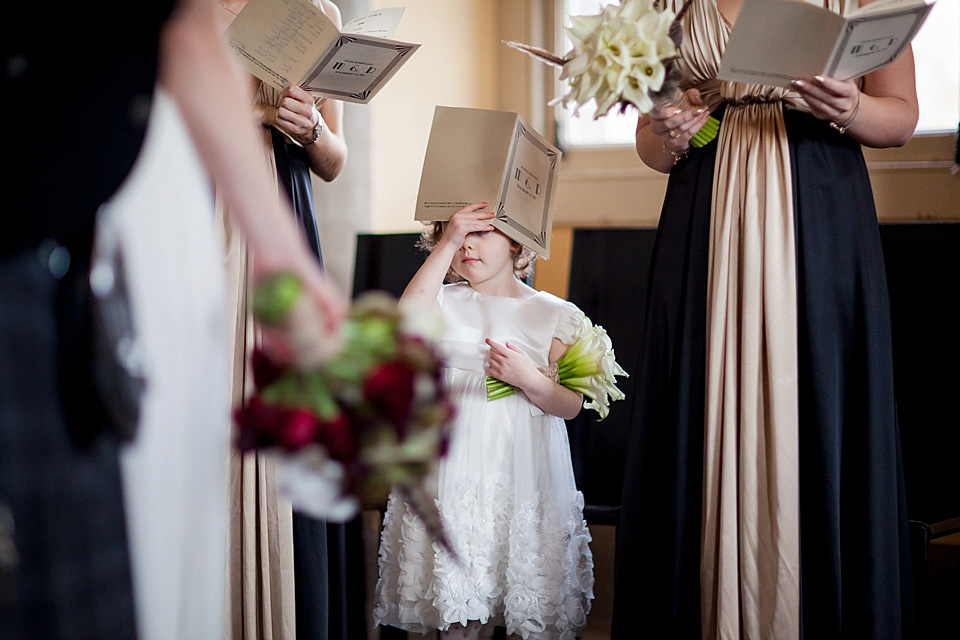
[253,252,348,366]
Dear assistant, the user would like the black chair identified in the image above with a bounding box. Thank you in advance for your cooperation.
[565,229,658,531]
[881,222,960,637]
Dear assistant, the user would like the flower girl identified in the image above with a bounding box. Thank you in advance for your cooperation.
[374,203,623,640]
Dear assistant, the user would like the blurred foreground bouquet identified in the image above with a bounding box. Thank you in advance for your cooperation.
[505,0,718,147]
[486,316,628,420]
[235,274,455,551]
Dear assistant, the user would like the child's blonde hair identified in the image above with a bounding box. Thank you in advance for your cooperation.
[418,221,537,283]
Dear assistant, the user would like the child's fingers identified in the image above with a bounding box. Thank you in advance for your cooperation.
[449,208,495,227]
[485,338,505,354]
[505,341,525,355]
[456,202,489,214]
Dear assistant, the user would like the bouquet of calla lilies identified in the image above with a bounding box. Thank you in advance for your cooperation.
[505,0,718,147]
[235,274,456,554]
[486,316,628,421]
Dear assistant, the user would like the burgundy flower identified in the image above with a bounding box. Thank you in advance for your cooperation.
[251,348,286,389]
[319,412,358,462]
[235,396,274,452]
[363,360,417,432]
[280,408,322,451]
[437,432,451,458]
[234,396,321,452]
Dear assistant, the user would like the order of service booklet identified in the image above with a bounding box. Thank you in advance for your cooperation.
[414,106,562,259]
[717,0,935,88]
[226,0,419,104]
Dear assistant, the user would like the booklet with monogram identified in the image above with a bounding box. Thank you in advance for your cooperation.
[717,0,935,88]
[414,106,561,259]
[226,0,419,104]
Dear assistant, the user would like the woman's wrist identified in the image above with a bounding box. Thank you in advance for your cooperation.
[297,107,323,145]
[662,141,690,165]
[830,90,862,135]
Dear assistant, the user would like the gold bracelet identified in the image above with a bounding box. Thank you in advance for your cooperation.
[662,141,689,165]
[829,90,862,134]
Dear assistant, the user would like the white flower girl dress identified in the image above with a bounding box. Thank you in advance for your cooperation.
[374,282,595,640]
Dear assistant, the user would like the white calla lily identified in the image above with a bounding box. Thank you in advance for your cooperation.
[556,0,676,119]
[486,315,628,421]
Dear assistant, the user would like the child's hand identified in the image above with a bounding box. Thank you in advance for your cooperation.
[440,203,495,251]
[485,339,540,390]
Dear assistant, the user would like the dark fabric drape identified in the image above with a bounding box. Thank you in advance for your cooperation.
[271,130,366,640]
[271,130,323,263]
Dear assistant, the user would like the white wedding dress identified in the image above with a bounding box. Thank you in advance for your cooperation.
[102,88,230,640]
[374,282,595,640]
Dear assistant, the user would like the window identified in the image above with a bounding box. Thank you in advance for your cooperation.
[557,0,960,148]
[912,0,959,132]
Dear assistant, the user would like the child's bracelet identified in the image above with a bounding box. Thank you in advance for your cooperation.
[538,363,559,383]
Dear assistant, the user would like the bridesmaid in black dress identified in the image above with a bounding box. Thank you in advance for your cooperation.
[611,1,920,638]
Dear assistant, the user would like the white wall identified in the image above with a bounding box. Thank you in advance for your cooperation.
[368,0,500,233]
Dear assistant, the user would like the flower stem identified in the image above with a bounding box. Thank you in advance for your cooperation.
[691,116,720,148]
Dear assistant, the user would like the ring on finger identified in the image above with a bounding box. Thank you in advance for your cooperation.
[669,129,681,138]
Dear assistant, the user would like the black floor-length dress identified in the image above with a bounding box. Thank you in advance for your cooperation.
[611,102,917,639]
[610,2,917,636]
[613,0,917,640]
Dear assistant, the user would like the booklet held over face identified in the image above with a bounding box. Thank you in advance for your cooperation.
[414,107,561,259]
[717,0,935,88]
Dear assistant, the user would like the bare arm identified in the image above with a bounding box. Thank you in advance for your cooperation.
[399,203,494,310]
[485,337,582,420]
[159,0,346,328]
[272,0,348,181]
[309,95,347,181]
[791,47,918,148]
[790,0,918,148]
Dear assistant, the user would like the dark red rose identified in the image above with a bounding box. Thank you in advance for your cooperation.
[234,397,321,452]
[363,360,417,432]
[234,396,278,452]
[437,432,451,458]
[234,407,259,453]
[251,348,286,389]
[319,412,357,462]
[279,408,322,451]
